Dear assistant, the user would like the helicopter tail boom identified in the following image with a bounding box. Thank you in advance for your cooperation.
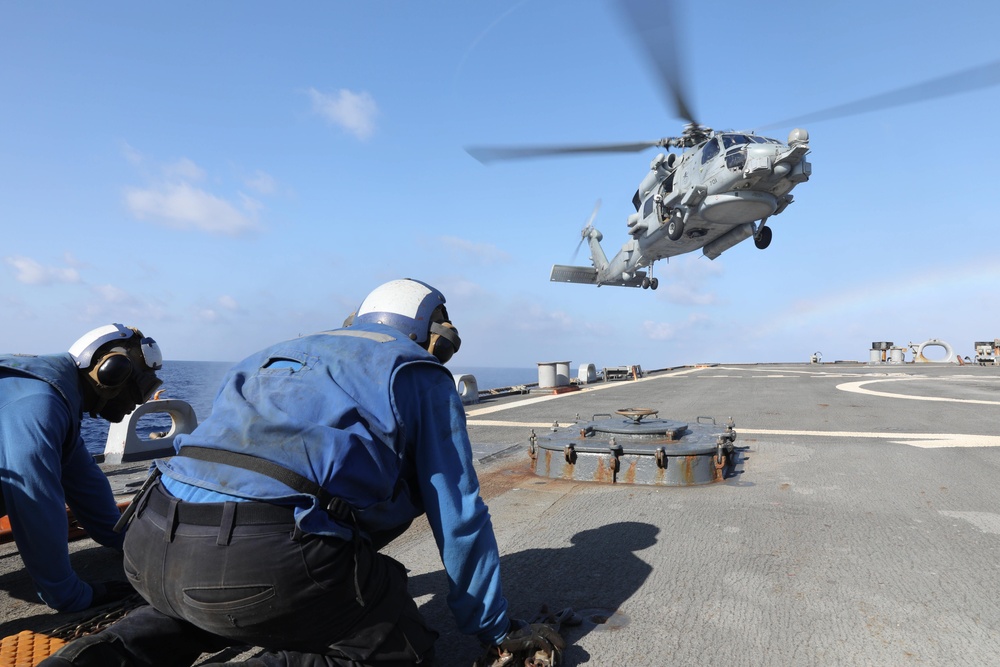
[550,264,648,288]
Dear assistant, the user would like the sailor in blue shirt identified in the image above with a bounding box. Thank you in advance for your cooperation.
[0,324,163,612]
[43,279,563,667]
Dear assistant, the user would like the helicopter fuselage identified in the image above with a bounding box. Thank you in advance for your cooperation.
[553,128,811,289]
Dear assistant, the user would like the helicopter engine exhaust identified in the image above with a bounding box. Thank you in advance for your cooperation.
[702,223,754,260]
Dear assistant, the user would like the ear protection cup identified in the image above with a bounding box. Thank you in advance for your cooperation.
[93,352,134,388]
[428,322,461,364]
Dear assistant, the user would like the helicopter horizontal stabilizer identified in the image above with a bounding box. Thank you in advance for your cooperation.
[550,265,648,288]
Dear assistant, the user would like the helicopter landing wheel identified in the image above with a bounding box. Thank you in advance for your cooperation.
[667,217,684,241]
[754,225,772,250]
[650,277,659,290]
[641,277,650,289]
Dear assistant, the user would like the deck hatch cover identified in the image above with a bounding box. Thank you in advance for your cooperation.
[528,408,737,486]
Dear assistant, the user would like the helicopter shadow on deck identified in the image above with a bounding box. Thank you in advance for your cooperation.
[406,521,659,666]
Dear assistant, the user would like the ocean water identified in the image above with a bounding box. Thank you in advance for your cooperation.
[82,361,537,456]
[82,360,231,455]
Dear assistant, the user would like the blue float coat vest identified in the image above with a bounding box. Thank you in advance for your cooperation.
[160,324,443,536]
[0,354,83,454]
[0,354,124,612]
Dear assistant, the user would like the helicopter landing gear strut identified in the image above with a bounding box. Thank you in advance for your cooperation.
[641,267,659,290]
[753,220,772,250]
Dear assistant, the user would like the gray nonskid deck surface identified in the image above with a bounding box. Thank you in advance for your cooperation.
[391,363,1000,665]
[2,363,999,666]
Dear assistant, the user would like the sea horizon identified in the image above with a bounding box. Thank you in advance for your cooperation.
[82,361,538,455]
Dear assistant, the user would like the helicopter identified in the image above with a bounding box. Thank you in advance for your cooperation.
[466,0,1000,290]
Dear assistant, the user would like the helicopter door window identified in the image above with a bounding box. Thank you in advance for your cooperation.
[643,195,656,218]
[662,171,674,193]
[700,138,720,164]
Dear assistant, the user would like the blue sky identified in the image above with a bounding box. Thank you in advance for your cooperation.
[3,1,999,370]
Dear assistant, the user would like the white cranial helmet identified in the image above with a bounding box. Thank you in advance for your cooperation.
[353,278,461,362]
[68,323,162,371]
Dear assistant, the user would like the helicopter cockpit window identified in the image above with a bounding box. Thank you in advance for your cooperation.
[725,150,746,170]
[721,134,750,149]
[700,138,720,164]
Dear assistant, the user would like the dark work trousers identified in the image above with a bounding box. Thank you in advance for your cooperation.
[44,483,438,667]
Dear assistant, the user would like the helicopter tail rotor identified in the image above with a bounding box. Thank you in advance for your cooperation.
[572,199,602,263]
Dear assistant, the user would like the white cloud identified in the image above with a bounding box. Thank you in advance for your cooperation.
[78,284,169,325]
[245,170,276,195]
[439,236,512,265]
[658,257,723,305]
[3,255,81,285]
[121,142,143,166]
[661,282,718,306]
[308,87,378,140]
[442,278,488,300]
[510,300,575,333]
[122,151,273,236]
[163,158,206,182]
[197,308,221,323]
[63,252,86,269]
[124,182,260,236]
[218,295,239,310]
[93,284,135,304]
[641,313,711,341]
[641,320,679,341]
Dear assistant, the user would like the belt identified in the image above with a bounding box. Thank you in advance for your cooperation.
[145,482,295,527]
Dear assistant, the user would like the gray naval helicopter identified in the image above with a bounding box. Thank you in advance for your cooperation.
[466,0,1000,290]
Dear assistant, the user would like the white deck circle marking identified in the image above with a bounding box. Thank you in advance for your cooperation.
[837,377,1000,405]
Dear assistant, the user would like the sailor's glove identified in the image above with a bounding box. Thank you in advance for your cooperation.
[88,579,136,608]
[474,620,566,667]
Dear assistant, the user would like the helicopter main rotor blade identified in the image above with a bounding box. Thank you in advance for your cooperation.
[466,140,668,164]
[615,0,698,126]
[759,58,1000,130]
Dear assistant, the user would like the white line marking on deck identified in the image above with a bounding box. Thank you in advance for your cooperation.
[463,423,1000,449]
[466,419,577,428]
[837,377,1000,405]
[464,366,707,418]
[939,511,1000,534]
[741,428,1000,448]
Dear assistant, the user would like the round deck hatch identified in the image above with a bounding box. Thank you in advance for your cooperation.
[528,409,737,486]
